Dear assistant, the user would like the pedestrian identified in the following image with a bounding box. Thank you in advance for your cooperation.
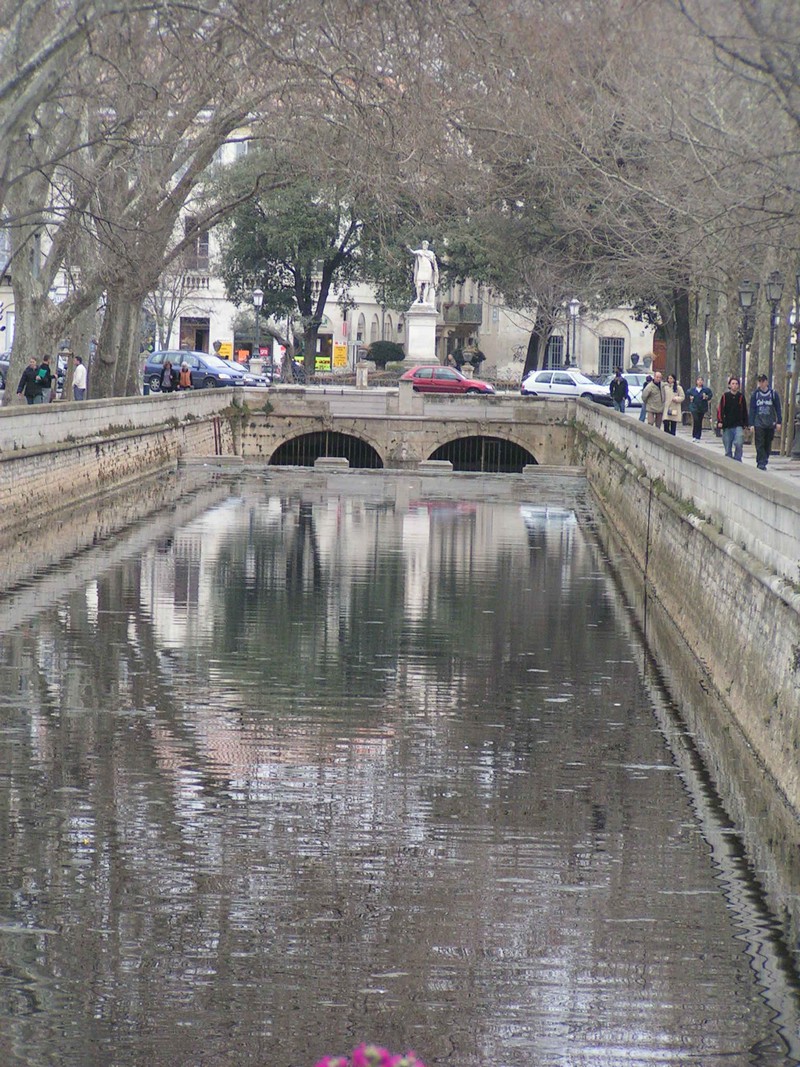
[160,360,177,392]
[686,376,713,441]
[749,374,782,471]
[638,374,652,422]
[178,362,193,390]
[35,355,55,403]
[609,367,629,413]
[716,376,749,461]
[16,357,41,404]
[662,374,685,435]
[72,355,87,400]
[641,370,665,428]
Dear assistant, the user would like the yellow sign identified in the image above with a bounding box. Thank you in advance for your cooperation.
[333,342,348,368]
[218,341,233,359]
[315,354,331,371]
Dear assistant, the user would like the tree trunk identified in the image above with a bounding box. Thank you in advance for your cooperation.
[91,291,143,398]
[657,288,692,387]
[522,310,549,378]
[303,323,319,378]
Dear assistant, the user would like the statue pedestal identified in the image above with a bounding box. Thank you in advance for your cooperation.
[405,302,439,365]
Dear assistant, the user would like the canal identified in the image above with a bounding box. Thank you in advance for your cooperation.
[1,470,799,1067]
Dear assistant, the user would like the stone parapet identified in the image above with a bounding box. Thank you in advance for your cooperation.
[577,404,800,587]
[576,404,800,816]
[0,391,236,454]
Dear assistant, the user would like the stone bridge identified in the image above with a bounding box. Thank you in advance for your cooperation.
[240,382,578,470]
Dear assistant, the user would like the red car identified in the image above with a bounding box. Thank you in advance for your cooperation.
[400,365,495,394]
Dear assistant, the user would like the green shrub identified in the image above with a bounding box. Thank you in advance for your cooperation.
[367,340,405,367]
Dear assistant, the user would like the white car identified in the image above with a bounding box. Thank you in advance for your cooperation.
[520,369,614,406]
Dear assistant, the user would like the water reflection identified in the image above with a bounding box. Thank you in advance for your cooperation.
[0,474,798,1067]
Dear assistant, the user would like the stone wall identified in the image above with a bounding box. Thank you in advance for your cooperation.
[0,390,235,453]
[577,405,800,815]
[0,394,237,537]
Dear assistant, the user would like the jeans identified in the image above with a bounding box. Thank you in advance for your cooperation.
[691,411,704,439]
[613,399,626,413]
[638,404,647,422]
[754,426,775,469]
[663,419,677,435]
[73,387,86,401]
[32,393,44,405]
[722,425,744,461]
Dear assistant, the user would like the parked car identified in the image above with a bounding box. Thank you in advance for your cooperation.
[598,371,649,408]
[143,350,269,391]
[400,365,495,395]
[520,369,614,405]
[0,356,8,390]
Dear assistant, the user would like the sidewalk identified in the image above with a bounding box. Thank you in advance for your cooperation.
[628,412,800,491]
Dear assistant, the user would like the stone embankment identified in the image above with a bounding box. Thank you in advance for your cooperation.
[578,404,800,816]
[0,391,238,537]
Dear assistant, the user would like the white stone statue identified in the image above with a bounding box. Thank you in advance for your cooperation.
[408,240,439,305]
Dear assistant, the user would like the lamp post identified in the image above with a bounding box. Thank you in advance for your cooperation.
[787,270,800,457]
[252,286,264,373]
[737,278,758,385]
[568,297,580,367]
[765,270,784,388]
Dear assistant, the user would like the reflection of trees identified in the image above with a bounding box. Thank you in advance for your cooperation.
[0,485,780,1067]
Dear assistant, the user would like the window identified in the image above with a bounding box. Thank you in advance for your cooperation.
[183,216,209,271]
[415,368,433,379]
[553,373,574,386]
[534,372,553,384]
[599,337,625,375]
[544,335,563,368]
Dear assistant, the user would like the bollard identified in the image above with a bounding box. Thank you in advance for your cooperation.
[356,363,369,389]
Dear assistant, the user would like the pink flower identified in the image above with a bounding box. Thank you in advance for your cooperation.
[389,1056,426,1067]
[352,1044,391,1067]
[314,1058,349,1067]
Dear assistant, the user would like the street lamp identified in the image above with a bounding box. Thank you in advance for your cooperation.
[568,297,580,367]
[252,286,264,373]
[737,278,758,384]
[765,270,784,388]
[789,270,800,457]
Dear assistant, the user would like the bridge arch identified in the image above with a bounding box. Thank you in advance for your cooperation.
[269,431,384,468]
[429,434,537,473]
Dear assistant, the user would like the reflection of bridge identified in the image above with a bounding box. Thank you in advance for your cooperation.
[244,384,578,472]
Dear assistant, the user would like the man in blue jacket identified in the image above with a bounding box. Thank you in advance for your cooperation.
[749,374,782,471]
[686,376,713,441]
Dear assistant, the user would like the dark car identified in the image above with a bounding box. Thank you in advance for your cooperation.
[400,365,495,395]
[143,350,268,391]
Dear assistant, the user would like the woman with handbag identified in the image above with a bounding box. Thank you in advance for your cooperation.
[662,374,685,435]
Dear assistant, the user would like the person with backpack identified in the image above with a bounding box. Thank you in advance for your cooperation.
[749,374,782,471]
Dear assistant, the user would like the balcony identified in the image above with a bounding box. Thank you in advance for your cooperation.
[183,274,211,290]
[442,302,482,326]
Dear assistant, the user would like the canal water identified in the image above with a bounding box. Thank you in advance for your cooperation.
[1,471,799,1067]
